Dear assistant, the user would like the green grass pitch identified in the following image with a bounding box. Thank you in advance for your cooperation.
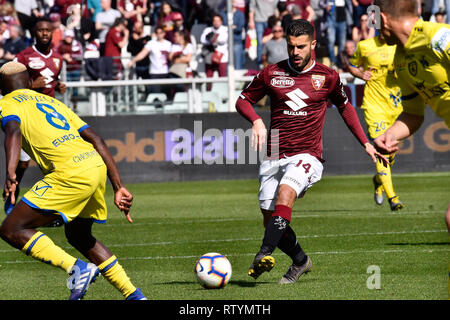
[0,172,448,300]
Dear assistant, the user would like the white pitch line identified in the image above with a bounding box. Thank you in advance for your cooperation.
[0,229,446,253]
[98,210,444,227]
[0,247,448,265]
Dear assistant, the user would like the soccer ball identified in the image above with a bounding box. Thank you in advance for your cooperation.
[195,253,232,289]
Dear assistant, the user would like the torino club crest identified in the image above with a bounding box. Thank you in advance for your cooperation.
[311,74,325,90]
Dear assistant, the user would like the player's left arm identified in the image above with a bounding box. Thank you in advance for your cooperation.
[80,127,134,223]
[2,120,22,204]
[329,73,388,165]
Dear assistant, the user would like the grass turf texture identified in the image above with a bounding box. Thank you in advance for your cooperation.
[0,172,448,300]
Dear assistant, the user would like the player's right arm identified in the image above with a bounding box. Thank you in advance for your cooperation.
[2,120,22,204]
[80,127,134,223]
[235,69,268,151]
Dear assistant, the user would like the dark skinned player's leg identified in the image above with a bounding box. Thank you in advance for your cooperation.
[65,218,113,265]
[65,217,140,298]
[0,201,77,272]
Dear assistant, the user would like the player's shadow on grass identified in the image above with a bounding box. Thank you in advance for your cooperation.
[386,241,450,246]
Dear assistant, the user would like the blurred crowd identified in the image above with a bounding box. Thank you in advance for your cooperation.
[0,0,449,86]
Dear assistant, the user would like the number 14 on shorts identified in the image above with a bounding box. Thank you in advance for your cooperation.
[296,159,311,174]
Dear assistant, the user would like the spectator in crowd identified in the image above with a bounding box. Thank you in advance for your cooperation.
[352,0,373,27]
[104,17,129,79]
[168,28,194,96]
[337,39,355,72]
[261,21,288,67]
[127,19,151,79]
[222,0,246,70]
[352,13,375,43]
[434,10,446,23]
[50,12,65,49]
[95,0,122,55]
[117,0,148,27]
[14,0,43,38]
[248,0,279,66]
[0,2,20,28]
[88,0,103,22]
[326,0,348,70]
[262,15,281,44]
[0,25,27,64]
[65,2,97,46]
[57,29,83,81]
[165,11,184,43]
[281,4,303,31]
[200,13,228,90]
[169,28,193,77]
[56,28,83,108]
[54,0,82,25]
[157,1,177,34]
[128,26,172,96]
[285,0,316,22]
[0,20,9,44]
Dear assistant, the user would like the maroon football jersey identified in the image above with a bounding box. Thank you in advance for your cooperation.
[16,45,63,97]
[240,59,351,161]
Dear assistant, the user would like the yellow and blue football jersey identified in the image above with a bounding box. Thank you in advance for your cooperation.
[350,36,403,138]
[0,89,108,223]
[0,89,104,176]
[394,19,450,128]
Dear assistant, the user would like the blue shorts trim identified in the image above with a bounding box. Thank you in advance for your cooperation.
[21,197,69,224]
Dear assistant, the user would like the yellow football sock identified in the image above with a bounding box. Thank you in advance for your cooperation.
[376,160,396,199]
[98,255,136,298]
[22,231,77,273]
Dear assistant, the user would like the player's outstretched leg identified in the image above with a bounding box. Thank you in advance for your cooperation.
[0,201,96,299]
[65,218,147,300]
[249,204,293,279]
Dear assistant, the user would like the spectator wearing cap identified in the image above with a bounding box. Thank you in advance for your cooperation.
[165,11,184,43]
[104,17,129,79]
[50,13,65,49]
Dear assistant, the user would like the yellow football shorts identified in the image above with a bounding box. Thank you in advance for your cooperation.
[21,164,108,224]
[362,106,402,140]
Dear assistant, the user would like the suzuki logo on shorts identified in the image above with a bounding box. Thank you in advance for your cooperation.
[271,76,295,88]
[285,88,309,111]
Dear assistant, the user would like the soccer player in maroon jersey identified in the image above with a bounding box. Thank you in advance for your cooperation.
[4,19,68,219]
[236,19,387,284]
[16,19,66,97]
